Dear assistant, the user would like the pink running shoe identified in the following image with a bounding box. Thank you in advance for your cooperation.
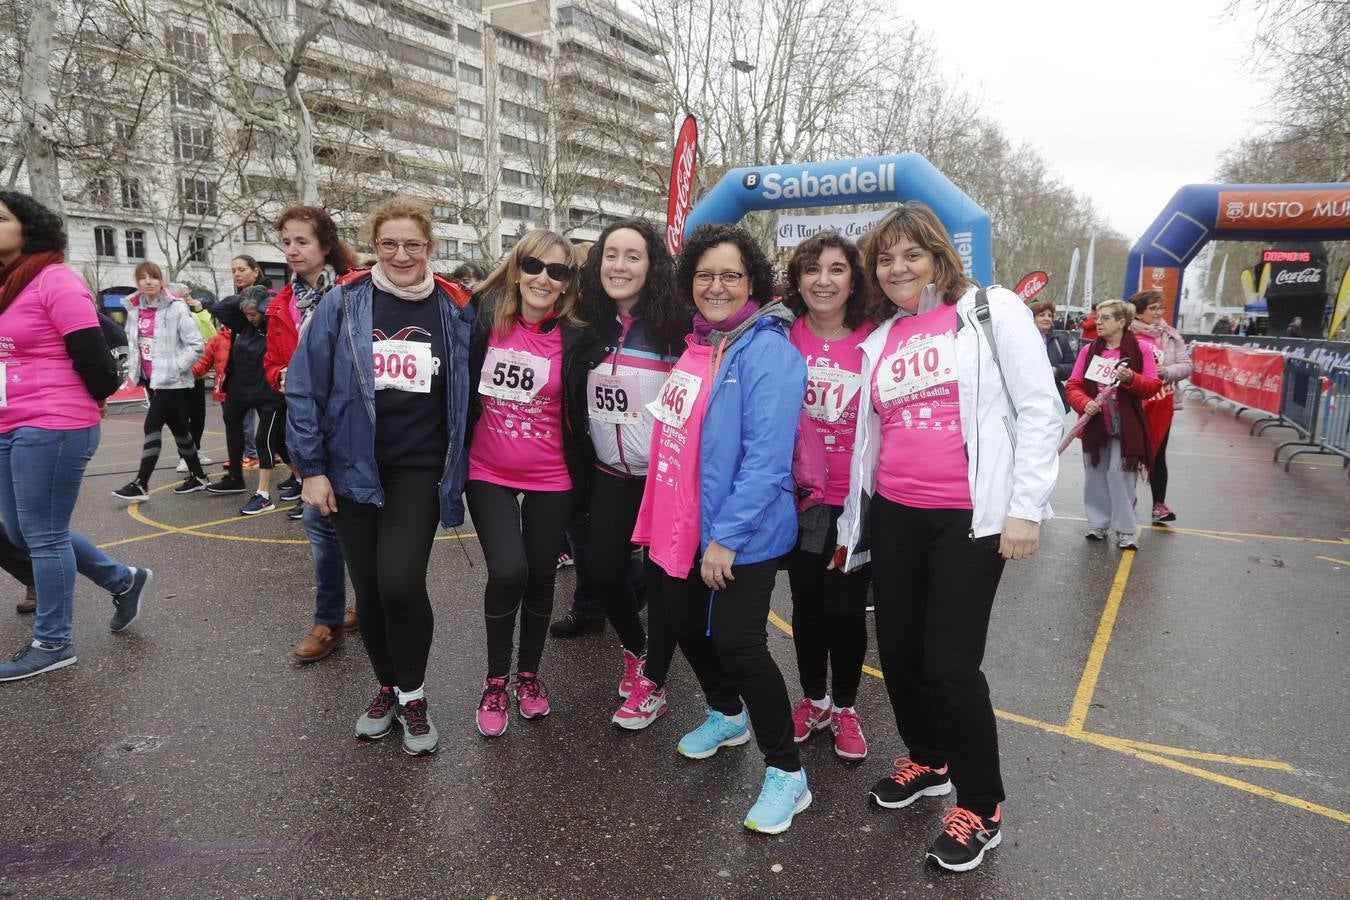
[791,698,832,743]
[831,707,868,760]
[513,672,551,719]
[611,674,667,730]
[618,649,643,699]
[476,676,510,737]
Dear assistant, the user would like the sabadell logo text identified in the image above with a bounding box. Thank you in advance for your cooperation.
[751,163,897,201]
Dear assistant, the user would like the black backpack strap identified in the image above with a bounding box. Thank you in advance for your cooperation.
[974,287,1018,420]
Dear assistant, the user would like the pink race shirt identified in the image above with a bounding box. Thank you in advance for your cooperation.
[871,303,971,509]
[468,320,571,491]
[631,338,714,578]
[0,264,102,432]
[137,307,156,380]
[790,318,875,506]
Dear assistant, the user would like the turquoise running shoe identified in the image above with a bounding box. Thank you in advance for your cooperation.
[676,709,750,759]
[744,766,812,834]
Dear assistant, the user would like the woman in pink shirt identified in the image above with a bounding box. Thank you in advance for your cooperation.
[0,191,152,682]
[781,232,875,762]
[465,230,591,737]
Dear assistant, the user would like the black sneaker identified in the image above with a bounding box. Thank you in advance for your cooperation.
[286,502,305,521]
[278,476,302,502]
[110,567,153,633]
[206,476,247,494]
[927,806,1002,872]
[870,757,952,809]
[549,611,604,638]
[173,475,207,494]
[112,480,149,502]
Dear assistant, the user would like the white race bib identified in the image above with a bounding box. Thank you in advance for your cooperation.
[587,370,643,425]
[480,346,549,403]
[1084,354,1120,385]
[0,361,7,408]
[373,339,435,393]
[876,333,956,404]
[647,368,703,429]
[805,365,862,423]
[137,336,153,362]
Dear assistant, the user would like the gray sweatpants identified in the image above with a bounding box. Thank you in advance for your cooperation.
[1083,437,1138,535]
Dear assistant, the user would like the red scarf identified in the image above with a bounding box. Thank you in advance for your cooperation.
[1080,330,1152,473]
[0,250,65,315]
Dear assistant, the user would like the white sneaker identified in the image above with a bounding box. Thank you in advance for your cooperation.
[199,455,213,465]
[176,459,188,473]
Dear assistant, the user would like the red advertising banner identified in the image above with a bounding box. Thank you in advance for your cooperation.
[1189,344,1283,414]
[665,115,698,257]
[1014,270,1048,301]
[1139,264,1180,323]
[1216,189,1350,230]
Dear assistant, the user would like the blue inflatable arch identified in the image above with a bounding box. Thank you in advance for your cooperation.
[1124,182,1350,324]
[683,153,993,285]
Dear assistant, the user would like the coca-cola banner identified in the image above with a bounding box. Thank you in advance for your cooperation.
[1014,271,1049,301]
[665,115,699,256]
[1189,343,1284,414]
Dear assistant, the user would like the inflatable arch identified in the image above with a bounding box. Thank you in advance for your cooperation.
[1124,182,1350,324]
[683,153,993,285]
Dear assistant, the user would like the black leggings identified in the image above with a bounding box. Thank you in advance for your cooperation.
[662,558,799,772]
[466,480,572,678]
[224,400,286,473]
[1151,427,1171,505]
[137,387,203,485]
[331,466,440,692]
[188,379,206,454]
[588,469,647,654]
[786,506,870,708]
[870,495,1006,818]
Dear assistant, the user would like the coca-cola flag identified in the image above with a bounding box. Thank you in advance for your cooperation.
[666,115,699,257]
[1014,271,1049,302]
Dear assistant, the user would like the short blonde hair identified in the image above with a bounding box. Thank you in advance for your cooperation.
[1094,298,1134,326]
[364,196,434,243]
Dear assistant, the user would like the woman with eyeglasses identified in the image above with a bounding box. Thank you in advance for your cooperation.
[286,197,473,756]
[1127,290,1190,524]
[465,230,591,738]
[631,224,808,834]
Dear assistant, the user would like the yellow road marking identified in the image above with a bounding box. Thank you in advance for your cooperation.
[1316,555,1350,566]
[767,610,884,677]
[1146,526,1243,543]
[1095,735,1293,770]
[97,530,178,550]
[1160,526,1350,546]
[1066,551,1135,733]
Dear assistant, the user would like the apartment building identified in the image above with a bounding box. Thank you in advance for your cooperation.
[9,0,667,298]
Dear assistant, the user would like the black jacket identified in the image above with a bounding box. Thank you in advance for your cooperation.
[214,293,284,411]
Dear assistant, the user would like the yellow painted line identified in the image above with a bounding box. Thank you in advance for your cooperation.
[1065,551,1135,734]
[1097,735,1293,771]
[96,530,179,550]
[1160,526,1350,546]
[767,610,884,677]
[1316,555,1350,566]
[1146,525,1243,543]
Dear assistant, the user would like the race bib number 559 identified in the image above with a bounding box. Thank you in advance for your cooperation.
[480,346,549,403]
[588,370,642,425]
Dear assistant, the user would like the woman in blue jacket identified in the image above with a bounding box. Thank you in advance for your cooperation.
[285,197,473,757]
[632,224,808,834]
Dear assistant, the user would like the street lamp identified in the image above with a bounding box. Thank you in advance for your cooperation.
[729,59,755,166]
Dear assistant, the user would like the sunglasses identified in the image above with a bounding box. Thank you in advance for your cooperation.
[520,255,575,282]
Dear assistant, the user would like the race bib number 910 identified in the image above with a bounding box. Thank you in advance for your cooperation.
[480,346,549,403]
[373,340,434,393]
[588,370,642,425]
[876,333,956,404]
[647,369,703,429]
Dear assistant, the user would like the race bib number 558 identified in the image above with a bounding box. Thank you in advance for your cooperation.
[480,346,549,403]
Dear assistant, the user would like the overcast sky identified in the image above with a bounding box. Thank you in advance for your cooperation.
[912,0,1272,242]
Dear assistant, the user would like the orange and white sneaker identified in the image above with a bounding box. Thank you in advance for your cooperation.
[870,757,951,808]
[927,805,1002,872]
[791,698,832,742]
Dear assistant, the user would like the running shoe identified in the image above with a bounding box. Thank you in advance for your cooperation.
[176,458,188,474]
[1151,502,1176,523]
[111,480,149,502]
[1084,528,1108,541]
[110,566,152,633]
[206,476,246,494]
[831,707,868,760]
[241,456,260,469]
[277,476,302,502]
[791,698,832,743]
[286,502,304,520]
[172,475,207,494]
[395,698,439,756]
[355,686,396,740]
[513,671,551,719]
[0,640,76,682]
[240,493,275,516]
[612,675,667,730]
[676,709,750,759]
[549,611,603,638]
[927,805,1002,872]
[199,455,214,466]
[618,648,643,698]
[870,757,951,809]
[556,551,574,569]
[744,766,812,834]
[1117,532,1139,550]
[477,676,510,737]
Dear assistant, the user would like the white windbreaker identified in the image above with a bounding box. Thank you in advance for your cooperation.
[835,285,1062,570]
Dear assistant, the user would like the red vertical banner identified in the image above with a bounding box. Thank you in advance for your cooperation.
[1139,265,1181,322]
[666,115,699,257]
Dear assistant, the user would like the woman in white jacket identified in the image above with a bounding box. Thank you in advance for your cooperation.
[833,204,1061,873]
[111,261,208,500]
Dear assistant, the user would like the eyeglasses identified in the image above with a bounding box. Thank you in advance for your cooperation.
[693,270,746,287]
[520,255,575,282]
[376,238,428,255]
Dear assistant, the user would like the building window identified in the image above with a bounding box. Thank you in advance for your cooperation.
[500,65,546,102]
[500,201,540,221]
[115,121,136,142]
[500,99,547,129]
[166,20,208,63]
[457,99,484,121]
[437,238,458,258]
[501,233,520,250]
[457,62,483,86]
[125,228,146,259]
[461,135,484,155]
[242,219,275,242]
[458,24,481,48]
[187,231,211,264]
[119,177,142,210]
[94,226,117,258]
[88,176,112,207]
[178,176,218,216]
[84,112,107,143]
[174,122,212,161]
[172,77,209,111]
[501,133,543,157]
[430,204,457,222]
[500,167,538,189]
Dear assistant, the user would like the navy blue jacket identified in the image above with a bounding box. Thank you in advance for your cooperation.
[285,273,474,527]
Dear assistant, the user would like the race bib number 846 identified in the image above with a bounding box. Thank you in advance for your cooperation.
[647,369,703,429]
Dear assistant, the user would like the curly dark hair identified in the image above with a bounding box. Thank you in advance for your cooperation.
[0,191,67,254]
[780,232,870,329]
[579,219,690,352]
[676,224,775,308]
[274,204,357,274]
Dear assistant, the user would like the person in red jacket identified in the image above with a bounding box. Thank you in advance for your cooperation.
[1065,299,1163,551]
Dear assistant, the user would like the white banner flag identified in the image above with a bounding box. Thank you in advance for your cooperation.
[775,210,889,247]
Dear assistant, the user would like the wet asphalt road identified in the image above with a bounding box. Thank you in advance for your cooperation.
[0,395,1347,898]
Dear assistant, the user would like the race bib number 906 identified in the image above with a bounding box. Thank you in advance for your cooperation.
[647,369,703,429]
[588,370,642,425]
[480,346,549,403]
[373,340,434,392]
[876,333,956,404]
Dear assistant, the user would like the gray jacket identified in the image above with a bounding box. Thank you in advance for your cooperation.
[124,293,205,390]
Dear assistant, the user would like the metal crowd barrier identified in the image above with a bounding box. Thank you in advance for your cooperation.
[1286,367,1350,475]
[1269,357,1338,470]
